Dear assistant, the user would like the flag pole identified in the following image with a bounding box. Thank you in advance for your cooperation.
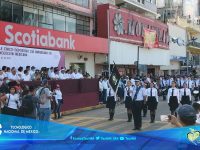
[107,9,111,78]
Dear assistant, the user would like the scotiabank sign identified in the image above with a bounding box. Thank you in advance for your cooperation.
[0,21,108,53]
[97,4,169,49]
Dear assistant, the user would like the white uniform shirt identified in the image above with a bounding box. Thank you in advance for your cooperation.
[8,73,20,81]
[186,80,193,89]
[73,73,83,79]
[160,79,166,88]
[102,80,109,90]
[54,89,62,104]
[133,86,146,101]
[193,80,199,87]
[124,86,134,100]
[107,87,116,102]
[22,74,31,81]
[59,73,66,80]
[5,93,20,110]
[146,88,159,102]
[177,78,185,87]
[130,79,135,86]
[99,81,103,92]
[196,113,200,124]
[65,73,72,79]
[167,88,180,103]
[179,88,192,101]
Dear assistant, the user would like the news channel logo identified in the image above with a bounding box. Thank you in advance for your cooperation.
[187,128,200,145]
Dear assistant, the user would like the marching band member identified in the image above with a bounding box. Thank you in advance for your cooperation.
[160,76,167,101]
[187,76,193,90]
[180,83,191,105]
[167,81,180,116]
[142,82,148,117]
[132,79,146,130]
[124,80,134,122]
[106,84,116,121]
[146,82,158,123]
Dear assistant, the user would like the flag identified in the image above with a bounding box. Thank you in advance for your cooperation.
[109,64,121,92]
[143,29,158,48]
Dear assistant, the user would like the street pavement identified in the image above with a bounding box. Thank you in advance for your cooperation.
[54,98,175,134]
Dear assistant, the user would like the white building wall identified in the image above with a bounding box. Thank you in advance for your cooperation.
[168,23,187,57]
[110,41,170,66]
[65,51,95,77]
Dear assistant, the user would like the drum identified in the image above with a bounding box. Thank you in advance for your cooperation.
[193,90,199,95]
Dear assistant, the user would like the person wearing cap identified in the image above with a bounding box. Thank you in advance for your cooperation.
[146,82,158,123]
[53,84,63,119]
[132,79,146,130]
[167,81,180,116]
[124,80,134,122]
[180,83,191,105]
[106,84,116,121]
[192,102,200,124]
[168,104,196,127]
[36,79,52,121]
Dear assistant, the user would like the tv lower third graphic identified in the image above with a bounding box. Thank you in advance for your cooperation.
[0,123,40,136]
[0,124,2,135]
[70,135,136,141]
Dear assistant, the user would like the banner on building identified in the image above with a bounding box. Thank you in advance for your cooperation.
[143,29,158,49]
[0,45,65,69]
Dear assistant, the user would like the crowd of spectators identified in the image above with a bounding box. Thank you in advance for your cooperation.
[0,65,92,85]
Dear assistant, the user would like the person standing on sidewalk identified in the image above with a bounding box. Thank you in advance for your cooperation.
[53,84,63,119]
[36,79,52,121]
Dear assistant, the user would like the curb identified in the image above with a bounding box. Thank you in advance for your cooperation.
[51,104,105,117]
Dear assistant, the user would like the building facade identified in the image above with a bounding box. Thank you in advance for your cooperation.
[97,4,169,76]
[0,0,108,77]
[160,23,187,75]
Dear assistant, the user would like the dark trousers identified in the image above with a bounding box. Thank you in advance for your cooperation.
[132,101,144,129]
[99,91,103,102]
[56,100,62,118]
[102,89,107,104]
[142,103,147,117]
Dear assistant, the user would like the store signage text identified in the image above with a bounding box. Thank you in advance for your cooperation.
[4,25,75,49]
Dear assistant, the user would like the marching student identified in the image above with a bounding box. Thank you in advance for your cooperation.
[187,76,193,90]
[132,79,146,130]
[142,82,148,117]
[146,82,158,123]
[180,83,191,105]
[167,81,180,116]
[106,84,116,121]
[124,80,134,122]
[160,76,167,101]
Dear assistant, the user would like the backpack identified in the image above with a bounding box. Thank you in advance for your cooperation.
[19,95,34,115]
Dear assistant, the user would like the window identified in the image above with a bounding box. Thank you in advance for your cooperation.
[23,7,38,26]
[13,4,23,23]
[0,1,12,22]
[63,0,89,8]
[53,14,65,31]
[66,17,76,33]
[39,10,53,29]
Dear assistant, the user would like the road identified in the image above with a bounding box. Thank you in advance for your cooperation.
[54,99,175,134]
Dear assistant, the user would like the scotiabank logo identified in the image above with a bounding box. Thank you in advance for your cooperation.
[4,24,75,49]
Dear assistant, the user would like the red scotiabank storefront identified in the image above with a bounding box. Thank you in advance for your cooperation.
[0,21,108,112]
